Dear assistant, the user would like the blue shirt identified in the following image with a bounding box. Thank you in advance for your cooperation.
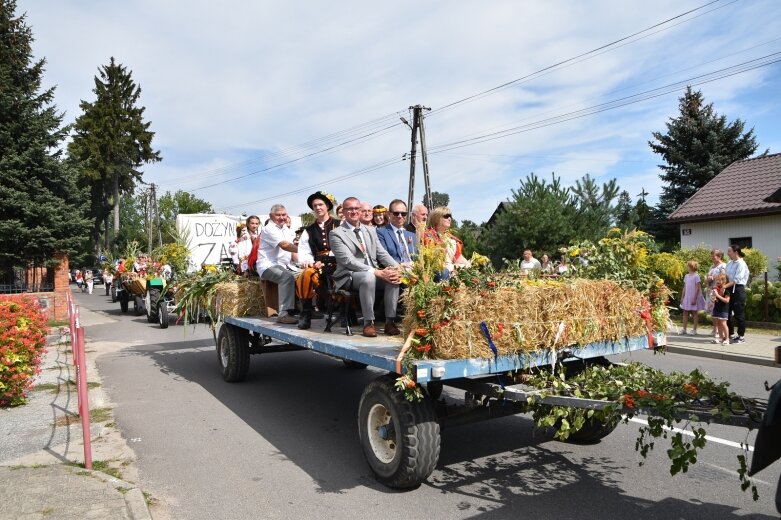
[725,258,749,286]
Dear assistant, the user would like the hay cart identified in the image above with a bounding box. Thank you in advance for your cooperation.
[214,317,780,501]
[117,276,147,315]
[213,318,647,486]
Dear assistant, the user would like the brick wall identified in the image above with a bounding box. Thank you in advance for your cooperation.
[1,253,71,321]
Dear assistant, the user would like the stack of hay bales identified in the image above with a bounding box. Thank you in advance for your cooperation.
[404,279,648,360]
[213,278,266,318]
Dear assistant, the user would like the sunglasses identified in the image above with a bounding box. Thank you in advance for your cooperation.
[391,211,408,217]
[443,214,452,219]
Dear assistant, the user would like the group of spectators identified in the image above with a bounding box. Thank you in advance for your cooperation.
[228,192,476,337]
[679,246,749,345]
[519,250,569,277]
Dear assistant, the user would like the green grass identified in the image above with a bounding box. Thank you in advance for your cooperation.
[91,460,123,480]
[47,319,69,327]
[53,406,113,427]
[33,380,101,393]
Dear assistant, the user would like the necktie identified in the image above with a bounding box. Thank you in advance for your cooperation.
[397,229,410,262]
[354,228,373,266]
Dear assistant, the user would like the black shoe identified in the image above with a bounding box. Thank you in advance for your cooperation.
[729,336,745,344]
[298,311,312,330]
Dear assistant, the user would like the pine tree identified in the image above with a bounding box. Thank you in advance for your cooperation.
[0,1,90,274]
[650,87,761,215]
[68,57,161,252]
[614,190,639,230]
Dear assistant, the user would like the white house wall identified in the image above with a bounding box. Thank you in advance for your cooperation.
[678,215,781,280]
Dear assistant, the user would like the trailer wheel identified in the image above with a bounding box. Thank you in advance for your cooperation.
[358,375,440,489]
[565,416,618,443]
[217,324,250,382]
[343,360,368,370]
[119,291,129,313]
[110,285,117,303]
[158,301,169,329]
[134,295,145,316]
[146,289,160,323]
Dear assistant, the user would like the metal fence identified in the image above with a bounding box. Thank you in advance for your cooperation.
[0,265,55,294]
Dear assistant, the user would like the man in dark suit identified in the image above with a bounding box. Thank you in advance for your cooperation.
[330,197,401,338]
[377,199,417,263]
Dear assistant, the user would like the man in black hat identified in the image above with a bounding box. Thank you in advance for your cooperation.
[295,191,340,329]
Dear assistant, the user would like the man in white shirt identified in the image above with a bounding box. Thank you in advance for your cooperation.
[520,249,542,274]
[236,216,260,274]
[257,205,299,324]
[724,244,750,344]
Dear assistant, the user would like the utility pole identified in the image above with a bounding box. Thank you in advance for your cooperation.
[146,183,161,253]
[405,104,432,223]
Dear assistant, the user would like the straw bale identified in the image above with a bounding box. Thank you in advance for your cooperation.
[404,279,648,360]
[214,279,266,317]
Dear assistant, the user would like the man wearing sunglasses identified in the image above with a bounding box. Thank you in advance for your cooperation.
[377,199,417,264]
[330,197,402,337]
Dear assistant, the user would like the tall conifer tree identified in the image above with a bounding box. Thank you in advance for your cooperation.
[650,87,761,215]
[0,1,89,274]
[68,57,161,252]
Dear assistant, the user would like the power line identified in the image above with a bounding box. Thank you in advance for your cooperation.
[425,52,781,154]
[428,0,731,118]
[156,111,405,188]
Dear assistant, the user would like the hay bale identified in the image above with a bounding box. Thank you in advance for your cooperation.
[403,279,648,360]
[214,279,266,317]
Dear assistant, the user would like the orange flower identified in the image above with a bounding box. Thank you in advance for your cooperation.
[417,310,426,319]
[683,383,699,397]
[415,328,428,337]
[623,394,635,409]
[406,379,417,389]
[637,389,649,398]
[415,344,432,353]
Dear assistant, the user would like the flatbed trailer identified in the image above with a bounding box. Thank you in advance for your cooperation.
[216,316,658,488]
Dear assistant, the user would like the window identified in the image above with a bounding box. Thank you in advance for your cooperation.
[728,236,752,249]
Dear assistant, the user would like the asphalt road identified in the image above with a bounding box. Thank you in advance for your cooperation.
[73,289,781,519]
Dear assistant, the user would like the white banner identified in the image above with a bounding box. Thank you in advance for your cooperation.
[176,213,243,272]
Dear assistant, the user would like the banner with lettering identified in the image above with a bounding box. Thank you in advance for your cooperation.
[176,214,243,272]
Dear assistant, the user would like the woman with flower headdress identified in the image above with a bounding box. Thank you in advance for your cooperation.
[372,205,388,227]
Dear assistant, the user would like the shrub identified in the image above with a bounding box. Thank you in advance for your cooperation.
[745,279,781,323]
[0,297,49,406]
[742,248,768,281]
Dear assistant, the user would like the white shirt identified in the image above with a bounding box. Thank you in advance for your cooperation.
[257,222,297,276]
[520,258,541,271]
[726,258,749,286]
[235,230,257,273]
[297,221,334,266]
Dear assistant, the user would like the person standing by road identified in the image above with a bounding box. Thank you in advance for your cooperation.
[84,269,94,295]
[704,249,727,337]
[724,244,750,344]
[680,260,705,335]
[103,268,114,296]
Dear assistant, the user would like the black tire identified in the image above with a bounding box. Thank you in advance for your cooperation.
[158,301,169,329]
[216,324,250,382]
[146,289,160,323]
[134,295,144,316]
[343,360,368,370]
[111,285,117,303]
[358,375,440,489]
[119,291,129,313]
[565,416,618,444]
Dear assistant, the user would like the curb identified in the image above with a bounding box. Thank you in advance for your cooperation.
[664,344,780,368]
[83,468,152,520]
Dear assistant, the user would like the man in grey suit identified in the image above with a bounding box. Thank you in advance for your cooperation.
[330,197,402,337]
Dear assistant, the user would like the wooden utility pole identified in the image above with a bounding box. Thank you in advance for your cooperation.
[146,183,161,253]
[405,104,432,222]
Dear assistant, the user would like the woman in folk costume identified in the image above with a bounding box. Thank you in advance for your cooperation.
[423,206,470,281]
[295,191,340,330]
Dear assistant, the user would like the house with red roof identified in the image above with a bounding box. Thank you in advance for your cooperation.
[666,153,781,279]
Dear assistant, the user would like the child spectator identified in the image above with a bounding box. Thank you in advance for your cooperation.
[680,259,705,335]
[710,273,731,345]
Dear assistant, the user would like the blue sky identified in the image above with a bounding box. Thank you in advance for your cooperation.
[21,0,781,223]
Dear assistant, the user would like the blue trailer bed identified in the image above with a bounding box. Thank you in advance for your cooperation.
[222,315,651,383]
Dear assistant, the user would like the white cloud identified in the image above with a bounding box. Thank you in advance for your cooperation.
[20,0,781,225]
